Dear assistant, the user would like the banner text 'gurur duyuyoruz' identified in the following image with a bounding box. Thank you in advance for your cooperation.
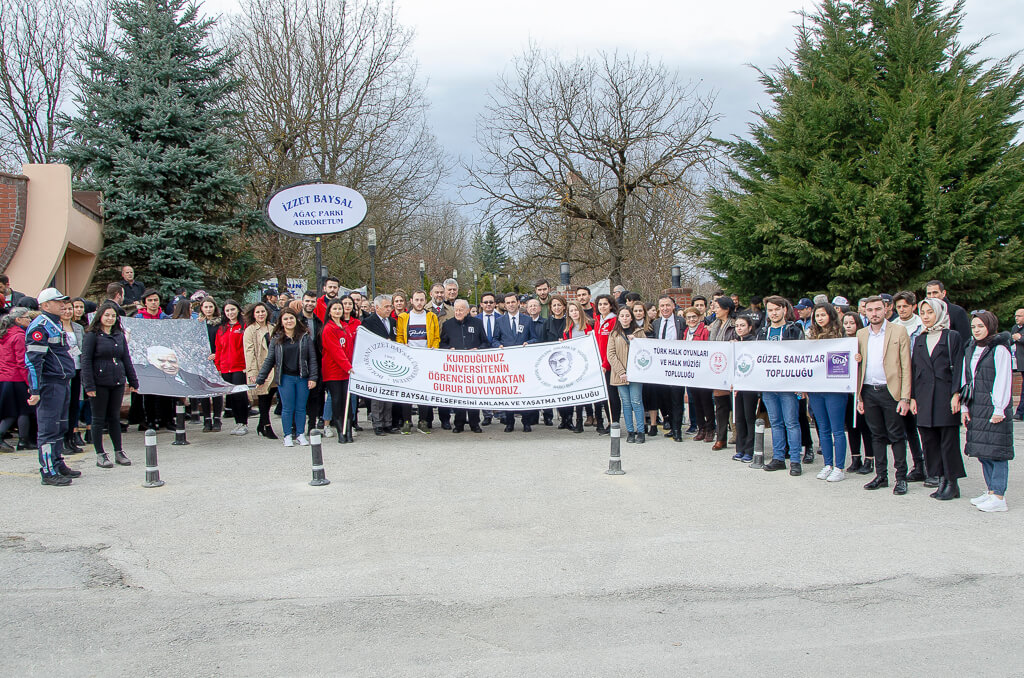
[348,327,609,410]
[626,337,859,393]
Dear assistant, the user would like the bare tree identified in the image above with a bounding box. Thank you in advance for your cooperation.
[224,0,446,290]
[0,0,110,169]
[465,46,719,287]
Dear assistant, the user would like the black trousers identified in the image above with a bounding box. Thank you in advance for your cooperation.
[734,391,758,454]
[714,394,732,443]
[901,412,924,467]
[453,408,480,429]
[918,425,966,481]
[325,380,349,432]
[306,380,325,431]
[198,395,224,421]
[220,371,249,425]
[143,394,174,429]
[846,393,875,459]
[90,384,124,455]
[257,392,273,430]
[798,397,812,448]
[862,385,908,480]
[689,388,714,429]
[659,385,684,432]
[603,369,621,423]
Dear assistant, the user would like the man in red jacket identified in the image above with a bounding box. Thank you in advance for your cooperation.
[313,277,342,323]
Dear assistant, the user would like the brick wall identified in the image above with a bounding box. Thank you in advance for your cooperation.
[0,172,28,272]
[662,287,693,310]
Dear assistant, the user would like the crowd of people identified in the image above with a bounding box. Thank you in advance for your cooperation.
[0,267,1017,512]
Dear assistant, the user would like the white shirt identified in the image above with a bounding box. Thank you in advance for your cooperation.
[864,320,888,387]
[659,316,677,340]
[378,314,391,336]
[964,344,1012,417]
[507,312,521,334]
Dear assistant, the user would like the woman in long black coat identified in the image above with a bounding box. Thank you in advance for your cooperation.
[910,298,965,500]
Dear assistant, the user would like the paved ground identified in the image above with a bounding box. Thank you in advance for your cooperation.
[3,418,1024,677]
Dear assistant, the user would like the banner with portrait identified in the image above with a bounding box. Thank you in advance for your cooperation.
[348,327,608,410]
[122,318,249,397]
[626,337,858,393]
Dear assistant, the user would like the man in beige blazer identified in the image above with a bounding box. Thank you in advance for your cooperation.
[856,295,913,494]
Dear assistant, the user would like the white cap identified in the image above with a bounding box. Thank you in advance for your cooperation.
[832,295,849,306]
[37,287,69,304]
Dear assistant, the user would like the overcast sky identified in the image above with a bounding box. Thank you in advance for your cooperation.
[204,0,1022,208]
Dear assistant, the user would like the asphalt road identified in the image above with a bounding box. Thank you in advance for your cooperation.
[3,420,1023,677]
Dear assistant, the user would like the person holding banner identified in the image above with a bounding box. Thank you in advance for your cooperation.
[708,297,738,450]
[492,292,537,432]
[214,300,250,436]
[82,302,138,468]
[592,295,620,436]
[439,300,488,433]
[731,314,759,462]
[363,295,400,435]
[681,306,713,442]
[856,296,912,494]
[256,308,318,447]
[396,290,439,434]
[244,302,277,439]
[322,298,357,441]
[650,298,688,442]
[197,297,224,432]
[806,303,849,482]
[562,301,594,433]
[911,297,965,501]
[607,306,647,443]
[755,296,806,475]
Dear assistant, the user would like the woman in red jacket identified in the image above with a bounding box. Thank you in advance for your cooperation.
[592,294,619,435]
[213,299,249,435]
[321,298,357,441]
[561,301,594,433]
[0,307,37,451]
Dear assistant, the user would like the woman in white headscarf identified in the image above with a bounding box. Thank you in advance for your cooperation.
[910,297,966,501]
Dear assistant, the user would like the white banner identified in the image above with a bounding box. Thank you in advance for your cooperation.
[626,339,734,389]
[731,337,858,393]
[348,327,608,410]
[626,337,859,393]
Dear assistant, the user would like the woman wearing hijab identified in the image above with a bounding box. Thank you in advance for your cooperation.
[910,298,965,500]
[962,310,1014,512]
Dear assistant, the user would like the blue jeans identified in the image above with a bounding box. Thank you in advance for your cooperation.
[761,391,801,462]
[323,392,333,422]
[980,458,1009,496]
[278,374,309,437]
[617,383,644,433]
[808,392,848,468]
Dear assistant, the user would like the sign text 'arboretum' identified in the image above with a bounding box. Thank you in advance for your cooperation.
[264,182,368,237]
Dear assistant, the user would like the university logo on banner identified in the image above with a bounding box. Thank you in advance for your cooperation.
[348,327,608,410]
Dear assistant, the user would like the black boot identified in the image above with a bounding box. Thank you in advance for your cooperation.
[936,478,960,501]
[636,431,645,444]
[846,456,862,473]
[930,477,947,499]
[64,435,83,454]
[648,424,658,436]
[802,447,814,464]
[573,414,584,433]
[203,418,213,432]
[73,431,86,447]
[213,417,222,432]
[857,458,874,475]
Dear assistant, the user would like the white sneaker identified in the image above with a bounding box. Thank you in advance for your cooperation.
[970,492,993,506]
[283,435,294,447]
[978,496,1008,512]
[826,468,845,482]
[323,427,334,438]
[297,433,309,446]
[816,465,833,480]
[231,424,248,436]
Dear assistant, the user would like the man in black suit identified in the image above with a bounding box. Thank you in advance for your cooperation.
[439,300,488,433]
[651,295,687,441]
[361,294,399,435]
[1012,308,1024,420]
[925,280,970,343]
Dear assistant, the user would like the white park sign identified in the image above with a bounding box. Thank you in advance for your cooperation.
[264,182,368,237]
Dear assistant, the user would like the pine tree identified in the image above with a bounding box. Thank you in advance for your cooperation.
[63,0,245,297]
[695,0,1024,314]
[478,221,508,275]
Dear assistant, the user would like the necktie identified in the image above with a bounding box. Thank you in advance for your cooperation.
[486,315,492,341]
[661,321,667,340]
[512,316,517,334]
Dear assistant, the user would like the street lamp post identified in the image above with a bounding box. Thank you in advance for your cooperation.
[671,265,681,288]
[473,272,479,305]
[419,259,426,291]
[367,228,377,298]
[560,261,571,287]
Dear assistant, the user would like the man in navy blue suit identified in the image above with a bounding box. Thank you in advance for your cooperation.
[490,292,537,432]
[475,291,502,426]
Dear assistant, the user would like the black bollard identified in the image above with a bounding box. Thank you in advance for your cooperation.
[172,403,190,446]
[605,421,625,475]
[309,429,330,486]
[143,429,165,488]
[749,419,765,469]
